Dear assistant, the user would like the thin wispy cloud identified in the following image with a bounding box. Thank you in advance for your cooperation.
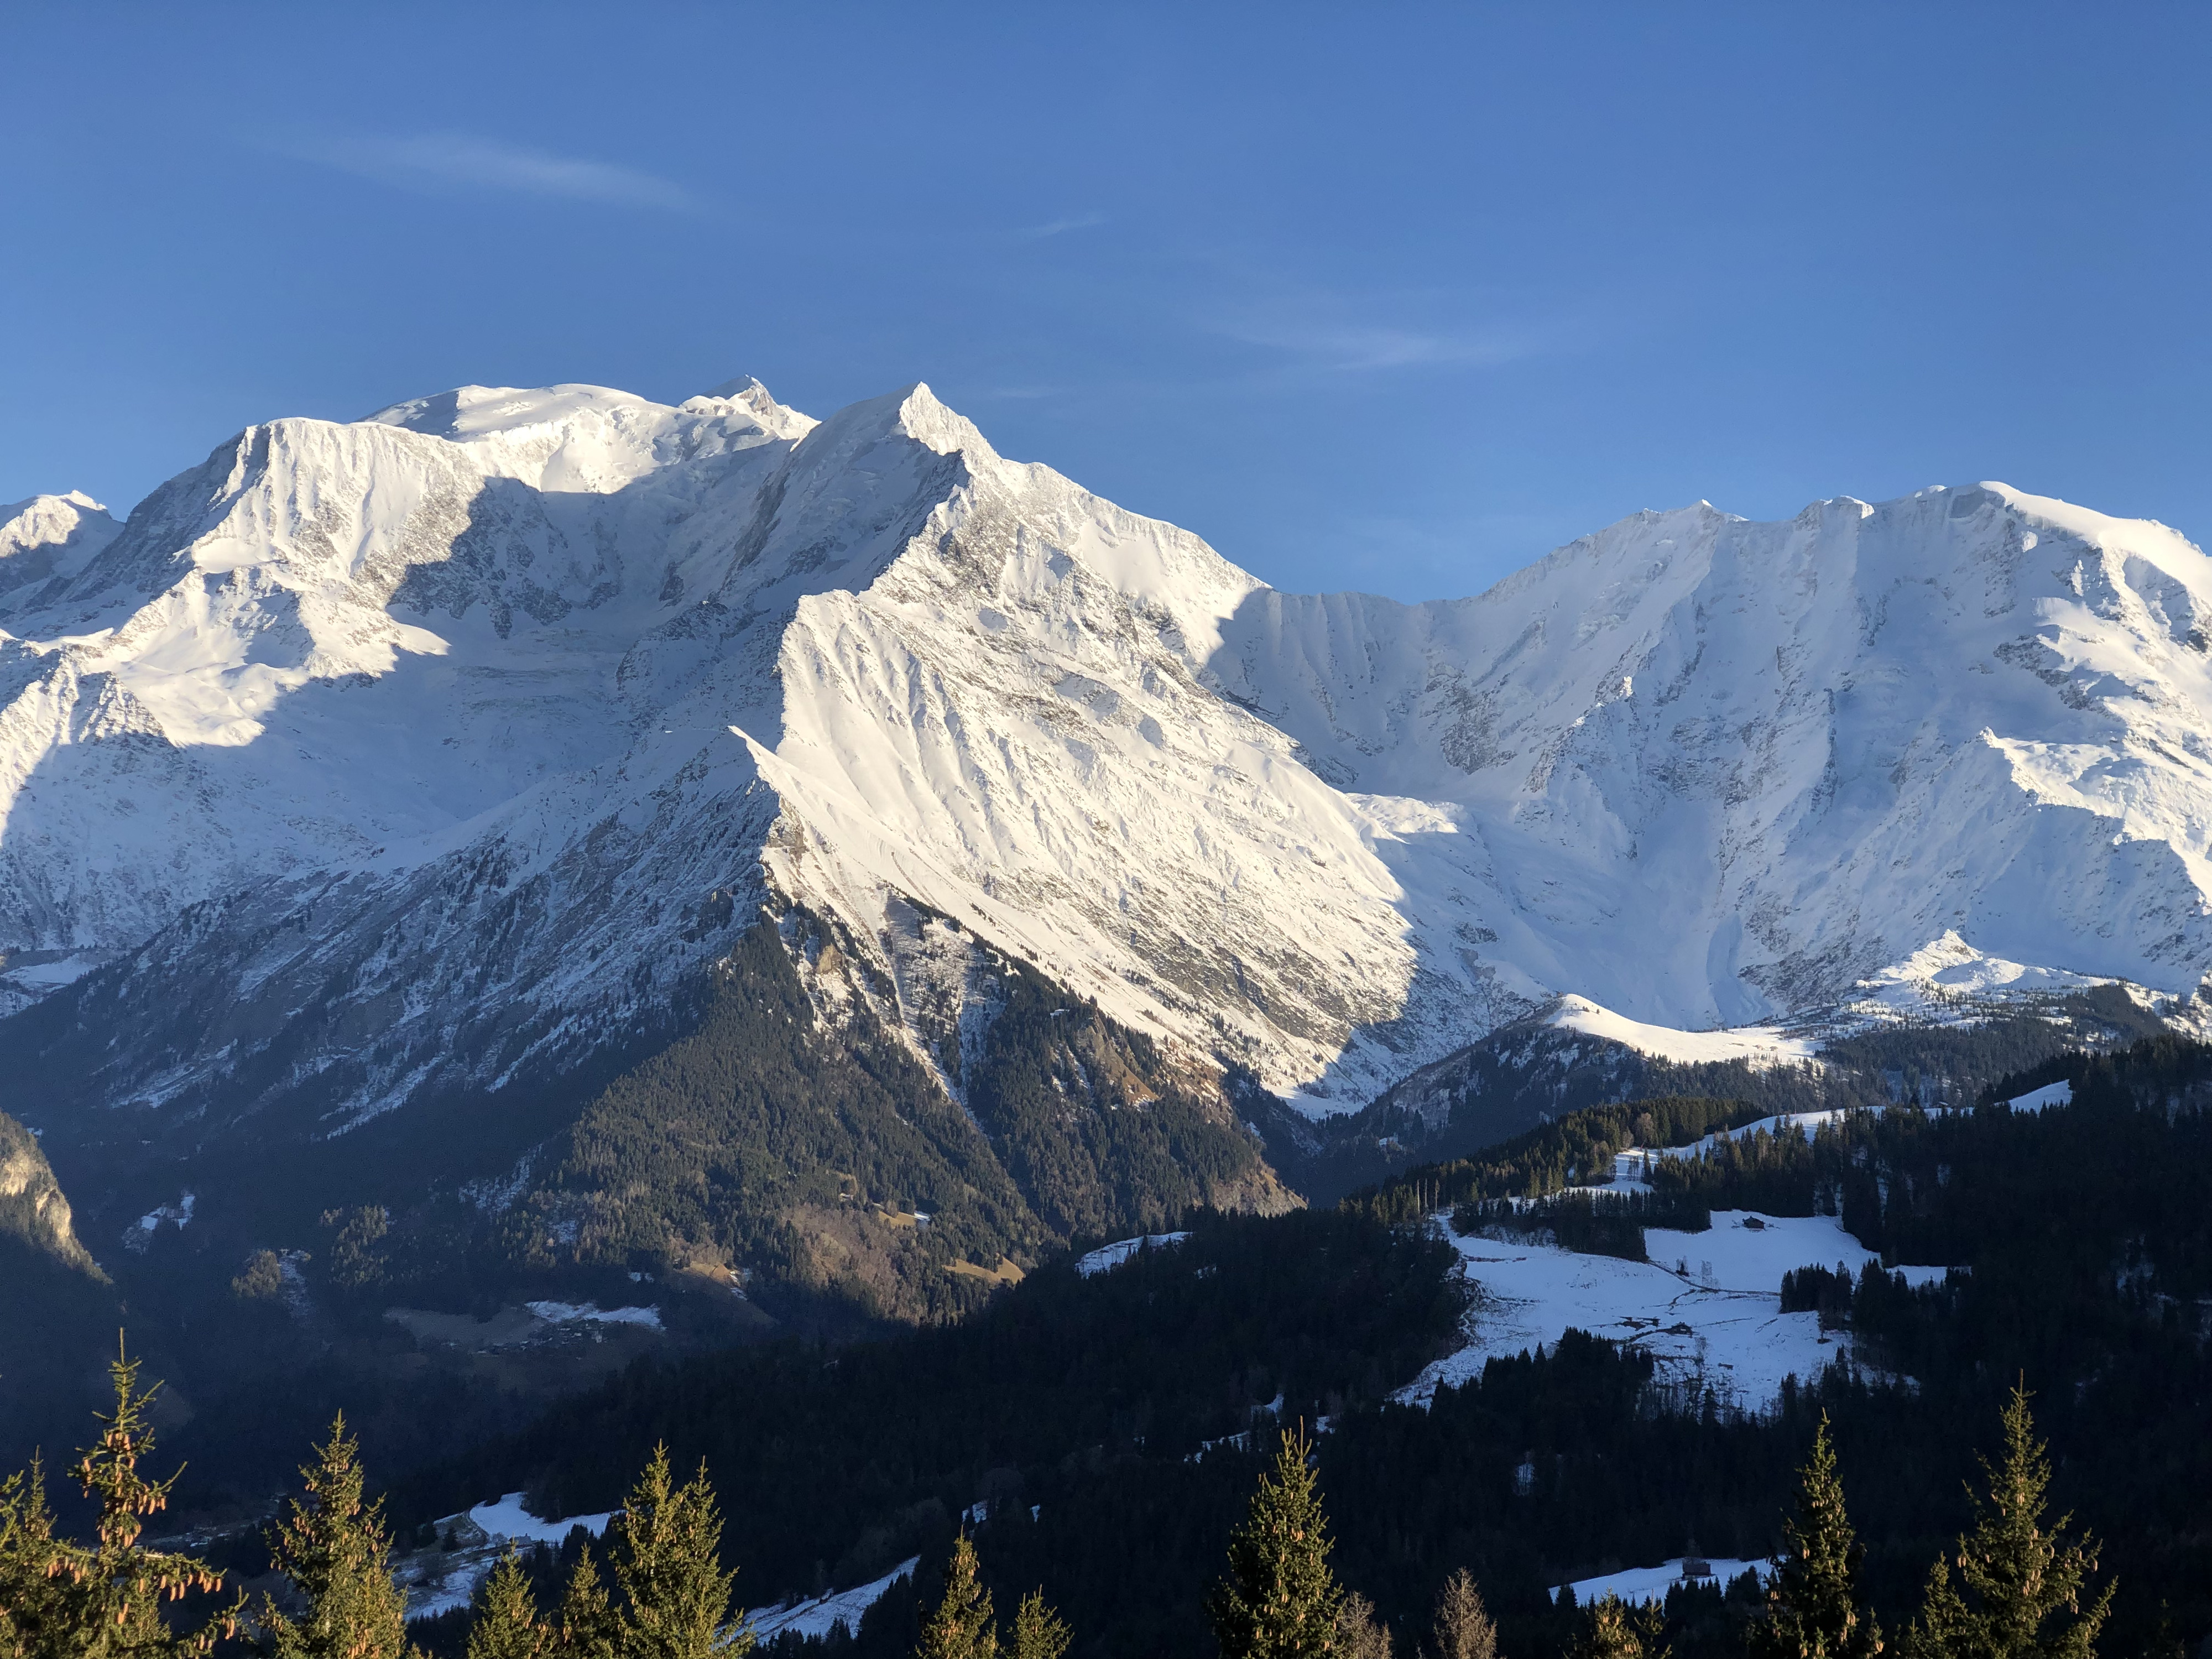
[1220,311,1545,373]
[1013,211,1108,241]
[300,132,698,212]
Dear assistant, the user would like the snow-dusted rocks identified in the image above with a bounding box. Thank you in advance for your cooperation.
[3,377,2210,1143]
[1213,487,2212,1076]
[0,491,123,611]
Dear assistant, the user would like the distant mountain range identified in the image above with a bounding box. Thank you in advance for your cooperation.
[4,376,2209,1312]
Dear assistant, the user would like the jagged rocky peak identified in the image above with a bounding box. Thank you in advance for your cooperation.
[1,373,2207,1147]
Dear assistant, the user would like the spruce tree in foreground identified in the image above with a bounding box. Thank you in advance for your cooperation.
[1569,1594,1668,1659]
[1750,1413,1882,1659]
[0,1342,237,1658]
[919,1536,999,1659]
[1008,1589,1071,1659]
[607,1446,747,1659]
[1901,1386,2112,1659]
[260,1414,419,1659]
[1208,1426,1345,1659]
[554,1545,622,1658]
[465,1549,546,1659]
[0,1455,66,1655]
[1427,1569,1496,1659]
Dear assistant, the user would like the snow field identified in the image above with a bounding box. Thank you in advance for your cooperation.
[746,1557,920,1640]
[465,1491,614,1546]
[2004,1079,2072,1113]
[1553,1558,1771,1608]
[1074,1232,1191,1276]
[1398,1208,1957,1413]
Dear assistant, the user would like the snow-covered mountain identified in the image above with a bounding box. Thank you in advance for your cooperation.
[3,378,2209,1146]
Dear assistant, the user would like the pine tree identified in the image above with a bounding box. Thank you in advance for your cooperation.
[606,1446,745,1659]
[554,1545,622,1658]
[1901,1386,2113,1659]
[0,1342,238,1657]
[467,1549,547,1659]
[0,1455,69,1656]
[1750,1413,1882,1659]
[1007,1588,1070,1659]
[260,1413,418,1659]
[1428,1569,1496,1659]
[1569,1595,1668,1659]
[1207,1426,1345,1659]
[918,1537,998,1659]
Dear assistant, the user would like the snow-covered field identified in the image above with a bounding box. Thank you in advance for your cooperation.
[1399,1198,1956,1412]
[465,1492,615,1545]
[1554,1558,1771,1607]
[746,1557,919,1641]
[401,1493,615,1620]
[2004,1079,2072,1113]
[1074,1232,1190,1276]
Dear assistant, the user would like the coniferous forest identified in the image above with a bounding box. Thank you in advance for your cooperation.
[3,1036,2208,1658]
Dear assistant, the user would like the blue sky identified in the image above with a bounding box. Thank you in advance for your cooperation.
[4,3,2205,601]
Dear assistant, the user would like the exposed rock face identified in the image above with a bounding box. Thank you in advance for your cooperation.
[0,1112,101,1279]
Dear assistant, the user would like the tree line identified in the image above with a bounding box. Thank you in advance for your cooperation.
[1,1344,2115,1659]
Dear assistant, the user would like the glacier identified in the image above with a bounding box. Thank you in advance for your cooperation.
[2,376,2208,1135]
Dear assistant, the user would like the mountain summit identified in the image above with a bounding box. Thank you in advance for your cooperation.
[2,382,2207,1161]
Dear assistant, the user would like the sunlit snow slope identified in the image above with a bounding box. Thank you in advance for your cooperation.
[2,378,2208,1133]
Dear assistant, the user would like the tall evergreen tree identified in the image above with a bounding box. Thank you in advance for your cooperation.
[1751,1413,1882,1659]
[0,1455,66,1656]
[467,1549,547,1659]
[1901,1386,2113,1659]
[606,1446,745,1659]
[554,1546,622,1659]
[1208,1427,1345,1659]
[1570,1595,1668,1659]
[1007,1588,1070,1659]
[260,1413,418,1659]
[0,1343,237,1657]
[1427,1569,1496,1659]
[917,1537,998,1659]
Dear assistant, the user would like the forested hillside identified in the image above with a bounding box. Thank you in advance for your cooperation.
[365,1036,2206,1658]
[7,1036,2206,1658]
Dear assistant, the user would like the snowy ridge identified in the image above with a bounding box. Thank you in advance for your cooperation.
[4,378,2211,1136]
[1543,996,1815,1068]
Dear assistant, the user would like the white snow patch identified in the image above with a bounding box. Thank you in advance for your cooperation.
[747,1556,919,1641]
[1400,1197,1968,1412]
[1074,1232,1190,1276]
[466,1491,615,1545]
[1555,1558,1771,1607]
[124,1192,195,1249]
[1545,997,1817,1067]
[1615,1113,1848,1183]
[406,1558,495,1621]
[523,1300,663,1329]
[1643,1212,1877,1293]
[2004,1079,2072,1113]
